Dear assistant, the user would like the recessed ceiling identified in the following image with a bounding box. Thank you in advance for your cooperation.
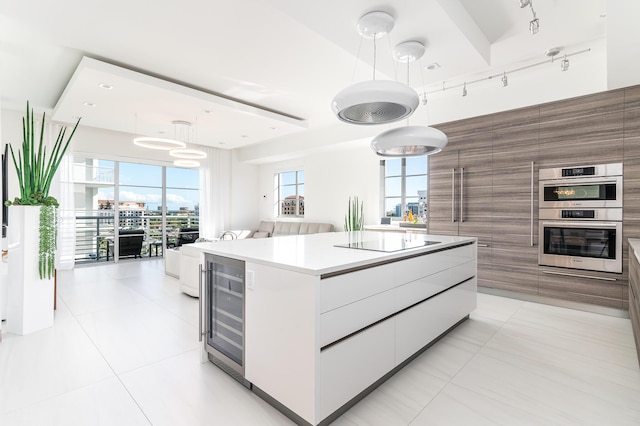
[52,57,308,150]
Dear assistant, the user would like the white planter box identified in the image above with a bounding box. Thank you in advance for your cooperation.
[6,206,55,335]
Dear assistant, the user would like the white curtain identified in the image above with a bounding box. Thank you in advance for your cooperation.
[199,147,231,240]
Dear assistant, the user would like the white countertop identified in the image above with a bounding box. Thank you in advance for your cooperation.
[192,231,475,276]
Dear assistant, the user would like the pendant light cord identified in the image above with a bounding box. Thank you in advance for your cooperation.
[373,34,377,80]
[350,36,363,84]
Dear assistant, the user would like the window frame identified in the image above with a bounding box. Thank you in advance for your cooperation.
[380,158,427,221]
[274,169,304,217]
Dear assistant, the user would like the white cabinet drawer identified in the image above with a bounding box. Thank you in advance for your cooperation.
[320,319,395,420]
[320,288,395,347]
[395,277,477,363]
[395,243,476,285]
[395,261,476,311]
[320,263,395,313]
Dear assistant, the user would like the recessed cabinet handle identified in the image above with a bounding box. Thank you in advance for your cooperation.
[452,168,456,223]
[542,270,617,282]
[460,167,465,223]
[530,161,534,247]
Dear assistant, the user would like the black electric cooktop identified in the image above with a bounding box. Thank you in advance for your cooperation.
[334,239,441,253]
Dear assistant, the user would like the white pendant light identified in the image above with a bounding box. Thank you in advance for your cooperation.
[169,148,207,159]
[133,137,186,150]
[371,126,448,157]
[331,11,419,126]
[332,80,419,125]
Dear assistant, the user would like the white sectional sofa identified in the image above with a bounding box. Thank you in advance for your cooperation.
[175,221,334,296]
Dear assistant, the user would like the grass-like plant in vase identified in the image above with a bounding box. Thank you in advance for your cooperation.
[5,101,80,279]
[344,196,364,231]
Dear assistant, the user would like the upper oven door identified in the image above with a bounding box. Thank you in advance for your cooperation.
[539,175,622,209]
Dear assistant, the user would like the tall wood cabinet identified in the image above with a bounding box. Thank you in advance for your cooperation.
[428,86,640,310]
[430,116,492,288]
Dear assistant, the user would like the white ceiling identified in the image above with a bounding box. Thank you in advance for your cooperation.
[0,0,617,153]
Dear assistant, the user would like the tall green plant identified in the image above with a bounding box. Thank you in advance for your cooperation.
[7,101,80,206]
[5,102,81,279]
[344,196,364,231]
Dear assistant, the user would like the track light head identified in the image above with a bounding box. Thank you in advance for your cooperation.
[520,0,531,7]
[529,17,539,34]
[462,83,467,97]
[561,55,569,71]
[501,72,508,87]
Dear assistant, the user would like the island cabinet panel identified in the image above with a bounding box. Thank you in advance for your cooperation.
[244,263,319,425]
[319,320,395,420]
[319,263,395,313]
[320,289,396,347]
[395,261,476,311]
[396,278,476,363]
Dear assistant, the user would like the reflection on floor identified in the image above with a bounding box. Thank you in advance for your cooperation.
[1,259,639,425]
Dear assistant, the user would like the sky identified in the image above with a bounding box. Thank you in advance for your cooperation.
[89,160,199,212]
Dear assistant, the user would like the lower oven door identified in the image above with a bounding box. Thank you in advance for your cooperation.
[538,220,622,273]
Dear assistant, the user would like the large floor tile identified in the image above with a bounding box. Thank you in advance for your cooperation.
[57,278,150,316]
[120,349,293,426]
[448,353,640,425]
[0,319,114,414]
[76,302,199,374]
[0,378,150,426]
[337,362,448,426]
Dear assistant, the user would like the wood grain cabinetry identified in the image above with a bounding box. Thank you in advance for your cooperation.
[429,86,640,310]
[627,241,640,366]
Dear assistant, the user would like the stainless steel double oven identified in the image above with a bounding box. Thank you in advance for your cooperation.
[538,163,623,273]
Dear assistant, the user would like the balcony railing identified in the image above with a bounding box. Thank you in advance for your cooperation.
[74,212,199,265]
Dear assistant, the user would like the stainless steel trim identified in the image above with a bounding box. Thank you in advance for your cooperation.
[538,207,623,221]
[541,269,618,282]
[477,244,489,247]
[538,162,622,181]
[531,161,534,247]
[451,168,456,223]
[460,167,464,223]
[541,221,618,229]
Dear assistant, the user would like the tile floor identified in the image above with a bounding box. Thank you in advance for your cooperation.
[1,259,639,425]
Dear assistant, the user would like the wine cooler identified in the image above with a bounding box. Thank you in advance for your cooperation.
[200,253,249,386]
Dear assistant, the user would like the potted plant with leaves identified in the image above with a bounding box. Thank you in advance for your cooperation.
[344,196,364,231]
[4,101,80,335]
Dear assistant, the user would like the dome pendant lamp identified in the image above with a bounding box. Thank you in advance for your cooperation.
[371,40,448,157]
[332,11,419,125]
[371,126,448,157]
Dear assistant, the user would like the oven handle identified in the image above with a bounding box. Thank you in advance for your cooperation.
[541,177,620,187]
[541,221,619,229]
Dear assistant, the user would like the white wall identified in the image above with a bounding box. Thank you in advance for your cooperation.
[256,139,380,231]
[229,150,259,231]
[1,107,261,234]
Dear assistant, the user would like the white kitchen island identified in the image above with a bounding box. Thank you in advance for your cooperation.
[196,231,477,425]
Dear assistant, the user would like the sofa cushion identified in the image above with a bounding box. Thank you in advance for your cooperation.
[273,221,301,236]
[256,221,275,237]
[253,231,270,238]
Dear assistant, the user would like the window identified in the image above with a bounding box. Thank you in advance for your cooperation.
[275,170,304,216]
[70,157,199,264]
[381,158,427,221]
